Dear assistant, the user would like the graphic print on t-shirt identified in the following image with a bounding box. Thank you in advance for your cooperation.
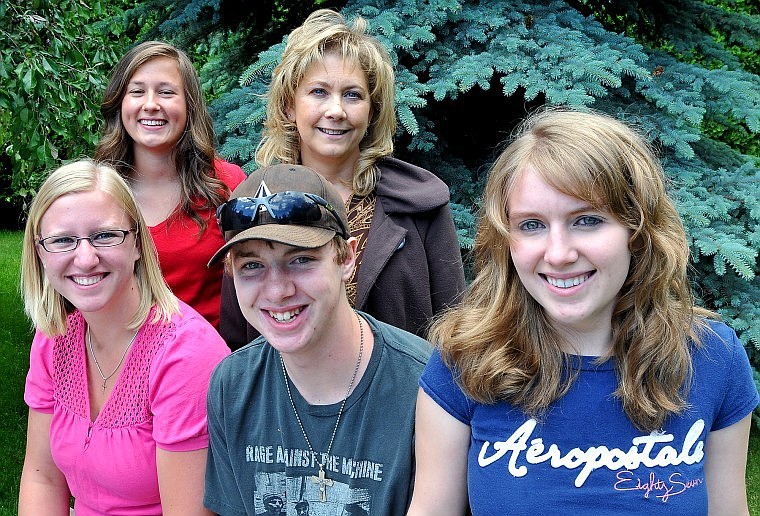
[248,444,384,514]
[478,417,706,502]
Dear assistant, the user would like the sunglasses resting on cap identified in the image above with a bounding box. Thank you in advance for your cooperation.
[216,191,350,239]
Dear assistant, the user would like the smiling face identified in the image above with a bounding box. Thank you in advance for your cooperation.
[230,238,356,356]
[507,166,632,344]
[286,53,371,171]
[36,189,141,318]
[120,56,187,156]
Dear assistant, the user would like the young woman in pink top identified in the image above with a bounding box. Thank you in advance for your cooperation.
[18,160,229,515]
[95,41,246,328]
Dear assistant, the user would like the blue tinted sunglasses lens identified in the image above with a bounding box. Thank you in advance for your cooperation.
[218,192,347,238]
[266,191,324,223]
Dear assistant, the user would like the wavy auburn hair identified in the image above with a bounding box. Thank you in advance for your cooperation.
[256,9,396,195]
[95,41,229,233]
[429,107,713,432]
[21,160,179,336]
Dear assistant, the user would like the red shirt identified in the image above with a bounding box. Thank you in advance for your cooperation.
[149,160,245,328]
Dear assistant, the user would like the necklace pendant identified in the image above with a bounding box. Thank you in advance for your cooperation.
[311,464,333,502]
[282,312,365,505]
[87,326,138,396]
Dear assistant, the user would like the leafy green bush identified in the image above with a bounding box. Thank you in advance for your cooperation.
[0,0,130,206]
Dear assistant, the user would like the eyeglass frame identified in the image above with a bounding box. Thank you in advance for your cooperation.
[37,229,136,253]
[216,191,350,240]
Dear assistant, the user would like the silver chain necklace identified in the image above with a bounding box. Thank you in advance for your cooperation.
[87,326,139,392]
[280,311,364,503]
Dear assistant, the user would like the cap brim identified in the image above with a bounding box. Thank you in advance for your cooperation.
[207,225,337,267]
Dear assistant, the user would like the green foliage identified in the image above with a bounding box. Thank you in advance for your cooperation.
[0,0,131,206]
[124,0,341,103]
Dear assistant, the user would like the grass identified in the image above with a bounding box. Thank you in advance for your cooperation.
[0,229,757,514]
[750,425,760,514]
[0,231,33,516]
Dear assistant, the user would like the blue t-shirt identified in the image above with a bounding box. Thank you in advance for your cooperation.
[420,320,758,515]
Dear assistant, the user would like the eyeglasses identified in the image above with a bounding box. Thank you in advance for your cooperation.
[38,229,136,253]
[216,191,350,239]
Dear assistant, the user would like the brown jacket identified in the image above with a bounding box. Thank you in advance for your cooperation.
[219,158,466,349]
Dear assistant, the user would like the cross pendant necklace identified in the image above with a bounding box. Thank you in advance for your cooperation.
[87,326,138,392]
[311,464,334,502]
[280,311,364,503]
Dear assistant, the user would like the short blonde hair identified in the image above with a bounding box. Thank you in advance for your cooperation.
[256,9,396,195]
[21,159,178,336]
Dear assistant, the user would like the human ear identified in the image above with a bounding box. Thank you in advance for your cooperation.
[285,103,296,123]
[132,230,142,266]
[341,238,358,282]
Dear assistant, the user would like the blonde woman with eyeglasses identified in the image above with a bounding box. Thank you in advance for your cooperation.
[18,159,229,515]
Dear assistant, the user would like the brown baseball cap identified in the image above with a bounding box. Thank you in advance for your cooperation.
[208,164,350,266]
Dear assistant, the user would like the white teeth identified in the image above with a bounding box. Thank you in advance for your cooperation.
[72,275,104,286]
[320,128,348,135]
[268,308,302,322]
[546,274,590,289]
[140,119,166,126]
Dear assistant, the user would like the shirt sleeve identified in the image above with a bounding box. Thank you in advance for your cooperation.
[708,322,759,431]
[149,306,230,451]
[24,328,55,414]
[419,348,473,426]
[214,160,247,190]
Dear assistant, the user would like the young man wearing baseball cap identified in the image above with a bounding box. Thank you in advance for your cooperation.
[203,164,431,515]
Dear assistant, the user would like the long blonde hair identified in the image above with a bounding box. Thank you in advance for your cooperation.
[429,107,712,432]
[256,9,396,195]
[21,159,179,336]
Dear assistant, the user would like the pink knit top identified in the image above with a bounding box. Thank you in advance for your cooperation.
[24,301,229,515]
